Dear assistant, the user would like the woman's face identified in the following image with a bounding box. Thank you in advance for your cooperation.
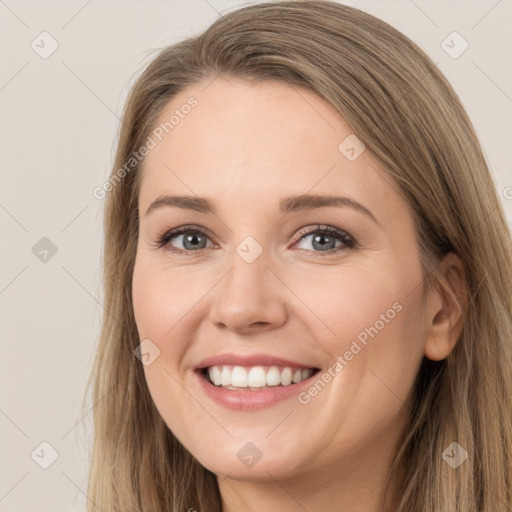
[132,77,431,482]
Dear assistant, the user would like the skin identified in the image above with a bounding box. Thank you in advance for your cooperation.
[132,77,466,512]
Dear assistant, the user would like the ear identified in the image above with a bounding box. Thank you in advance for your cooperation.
[424,252,468,361]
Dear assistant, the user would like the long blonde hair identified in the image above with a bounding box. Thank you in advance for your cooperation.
[84,1,512,510]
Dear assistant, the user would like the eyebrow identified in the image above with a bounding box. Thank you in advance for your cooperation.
[144,193,379,224]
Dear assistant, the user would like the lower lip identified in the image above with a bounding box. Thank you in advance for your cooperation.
[194,369,318,411]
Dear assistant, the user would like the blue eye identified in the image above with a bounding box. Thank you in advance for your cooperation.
[154,226,212,254]
[153,224,356,255]
[294,225,355,253]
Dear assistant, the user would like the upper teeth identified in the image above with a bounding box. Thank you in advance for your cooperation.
[207,365,314,388]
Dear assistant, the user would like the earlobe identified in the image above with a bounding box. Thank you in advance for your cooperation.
[424,252,468,361]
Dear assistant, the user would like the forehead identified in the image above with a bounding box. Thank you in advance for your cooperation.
[138,77,403,221]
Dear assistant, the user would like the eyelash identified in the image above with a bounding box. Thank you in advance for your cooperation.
[152,224,357,257]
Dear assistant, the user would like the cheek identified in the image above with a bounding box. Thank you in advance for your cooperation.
[132,259,202,445]
[291,259,427,405]
[288,263,410,353]
[132,257,200,345]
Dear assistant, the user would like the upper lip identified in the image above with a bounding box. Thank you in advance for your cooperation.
[195,353,318,370]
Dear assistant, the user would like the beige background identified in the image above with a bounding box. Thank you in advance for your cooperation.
[1,0,510,510]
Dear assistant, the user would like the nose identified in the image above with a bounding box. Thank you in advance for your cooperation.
[208,248,288,335]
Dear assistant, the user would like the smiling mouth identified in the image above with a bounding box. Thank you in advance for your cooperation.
[200,364,321,391]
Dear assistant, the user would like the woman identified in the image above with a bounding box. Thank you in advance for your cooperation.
[84,1,512,510]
